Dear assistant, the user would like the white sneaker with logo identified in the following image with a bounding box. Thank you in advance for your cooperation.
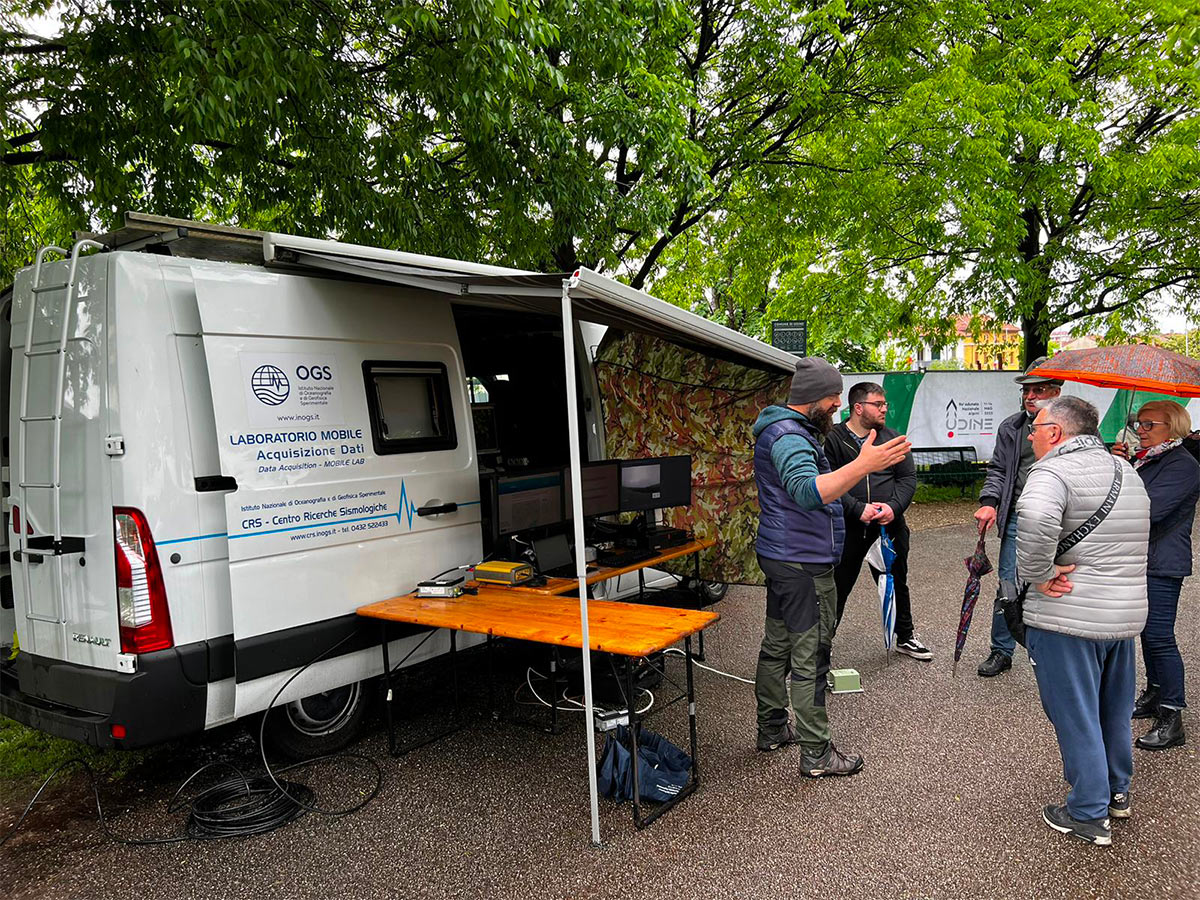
[894,635,933,661]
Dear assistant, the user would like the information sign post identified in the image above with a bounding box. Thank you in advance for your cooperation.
[770,320,807,356]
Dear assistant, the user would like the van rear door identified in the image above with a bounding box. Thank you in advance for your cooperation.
[7,253,120,670]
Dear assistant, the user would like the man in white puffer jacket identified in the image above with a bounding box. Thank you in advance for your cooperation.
[1016,396,1149,847]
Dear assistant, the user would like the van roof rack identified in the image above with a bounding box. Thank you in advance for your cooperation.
[76,212,266,265]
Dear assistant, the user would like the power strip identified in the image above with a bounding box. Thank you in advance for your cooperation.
[594,708,630,731]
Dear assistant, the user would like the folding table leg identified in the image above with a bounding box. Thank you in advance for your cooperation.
[380,622,396,757]
[625,657,643,827]
[685,635,700,783]
[383,627,467,756]
[627,638,701,830]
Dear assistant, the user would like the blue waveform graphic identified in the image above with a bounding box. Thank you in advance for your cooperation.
[397,479,418,529]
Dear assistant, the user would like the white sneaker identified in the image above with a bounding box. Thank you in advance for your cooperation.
[894,635,933,661]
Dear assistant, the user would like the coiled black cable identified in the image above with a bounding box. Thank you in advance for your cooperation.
[1,630,384,847]
[180,766,312,839]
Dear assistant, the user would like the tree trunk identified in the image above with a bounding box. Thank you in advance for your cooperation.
[1022,314,1048,367]
[552,238,577,274]
[1017,207,1050,366]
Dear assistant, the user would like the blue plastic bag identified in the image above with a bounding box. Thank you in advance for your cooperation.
[597,725,691,803]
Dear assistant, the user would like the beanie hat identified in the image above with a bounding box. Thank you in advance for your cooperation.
[787,357,843,406]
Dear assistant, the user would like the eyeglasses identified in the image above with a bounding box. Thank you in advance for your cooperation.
[858,400,888,409]
[1021,385,1058,396]
[1132,420,1168,431]
[1029,421,1060,430]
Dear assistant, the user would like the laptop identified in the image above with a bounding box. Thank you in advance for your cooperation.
[533,534,579,578]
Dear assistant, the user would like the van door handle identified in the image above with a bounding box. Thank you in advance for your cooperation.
[417,502,458,517]
[12,550,43,565]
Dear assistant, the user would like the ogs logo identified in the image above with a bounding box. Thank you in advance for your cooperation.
[251,365,290,405]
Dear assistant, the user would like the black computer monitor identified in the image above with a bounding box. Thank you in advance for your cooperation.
[496,469,564,536]
[563,460,621,519]
[618,456,692,513]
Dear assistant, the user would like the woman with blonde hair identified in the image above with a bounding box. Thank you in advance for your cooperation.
[1114,400,1200,750]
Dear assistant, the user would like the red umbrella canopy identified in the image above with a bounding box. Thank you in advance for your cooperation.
[1029,345,1200,398]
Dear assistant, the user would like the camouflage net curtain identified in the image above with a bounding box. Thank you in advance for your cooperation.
[594,329,790,585]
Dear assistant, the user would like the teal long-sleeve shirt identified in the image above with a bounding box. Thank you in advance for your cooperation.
[752,406,825,510]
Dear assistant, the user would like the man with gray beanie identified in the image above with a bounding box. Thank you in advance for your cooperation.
[753,356,911,776]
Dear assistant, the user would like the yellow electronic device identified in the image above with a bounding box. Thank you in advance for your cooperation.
[474,560,534,585]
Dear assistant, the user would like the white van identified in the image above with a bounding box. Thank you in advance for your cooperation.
[0,214,791,757]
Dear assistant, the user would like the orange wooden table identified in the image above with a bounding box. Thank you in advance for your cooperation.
[356,589,717,656]
[357,544,721,829]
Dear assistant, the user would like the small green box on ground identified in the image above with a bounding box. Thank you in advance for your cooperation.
[829,668,863,693]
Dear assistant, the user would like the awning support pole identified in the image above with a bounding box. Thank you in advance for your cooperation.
[561,274,603,846]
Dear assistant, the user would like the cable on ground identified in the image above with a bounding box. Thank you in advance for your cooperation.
[3,630,385,848]
[662,647,755,684]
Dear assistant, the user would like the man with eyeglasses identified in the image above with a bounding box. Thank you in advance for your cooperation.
[826,382,931,660]
[973,357,1064,677]
[1017,396,1149,845]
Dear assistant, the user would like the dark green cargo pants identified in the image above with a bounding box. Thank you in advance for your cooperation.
[754,555,838,754]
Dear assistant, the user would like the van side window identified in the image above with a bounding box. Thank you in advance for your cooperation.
[362,361,458,455]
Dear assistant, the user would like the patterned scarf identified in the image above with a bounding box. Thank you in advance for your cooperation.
[1133,437,1183,470]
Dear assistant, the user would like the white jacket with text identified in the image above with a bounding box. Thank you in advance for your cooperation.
[1016,434,1149,640]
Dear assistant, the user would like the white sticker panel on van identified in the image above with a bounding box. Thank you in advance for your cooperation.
[240,351,344,429]
[226,475,431,562]
[191,269,482,645]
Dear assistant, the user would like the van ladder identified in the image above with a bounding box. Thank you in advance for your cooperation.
[16,240,105,627]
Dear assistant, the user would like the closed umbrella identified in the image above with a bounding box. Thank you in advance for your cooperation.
[954,533,993,677]
[866,526,897,659]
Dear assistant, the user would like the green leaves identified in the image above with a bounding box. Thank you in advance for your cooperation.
[777,0,1200,361]
[6,0,1196,367]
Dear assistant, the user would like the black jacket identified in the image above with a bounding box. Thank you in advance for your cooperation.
[824,422,917,522]
[1136,444,1200,578]
[978,408,1028,533]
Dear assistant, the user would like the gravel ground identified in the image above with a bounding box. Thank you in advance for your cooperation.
[3,516,1198,900]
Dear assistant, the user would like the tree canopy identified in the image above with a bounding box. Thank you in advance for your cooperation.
[2,0,916,284]
[676,0,1200,362]
[3,0,1198,364]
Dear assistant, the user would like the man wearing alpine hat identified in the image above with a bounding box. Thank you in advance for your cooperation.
[973,356,1064,677]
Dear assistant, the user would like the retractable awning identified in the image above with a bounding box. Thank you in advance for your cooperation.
[262,233,795,375]
[80,213,791,846]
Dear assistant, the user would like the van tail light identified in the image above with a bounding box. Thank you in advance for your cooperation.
[12,506,33,535]
[114,508,173,654]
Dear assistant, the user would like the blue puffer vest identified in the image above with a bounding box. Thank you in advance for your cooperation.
[754,417,845,564]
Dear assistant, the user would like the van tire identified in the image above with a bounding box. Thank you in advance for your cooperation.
[683,578,728,604]
[262,679,372,761]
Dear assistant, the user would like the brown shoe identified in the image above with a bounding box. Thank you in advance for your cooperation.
[756,720,797,752]
[799,742,864,777]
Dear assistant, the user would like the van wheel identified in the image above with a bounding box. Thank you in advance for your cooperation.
[262,680,371,761]
[684,578,729,604]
